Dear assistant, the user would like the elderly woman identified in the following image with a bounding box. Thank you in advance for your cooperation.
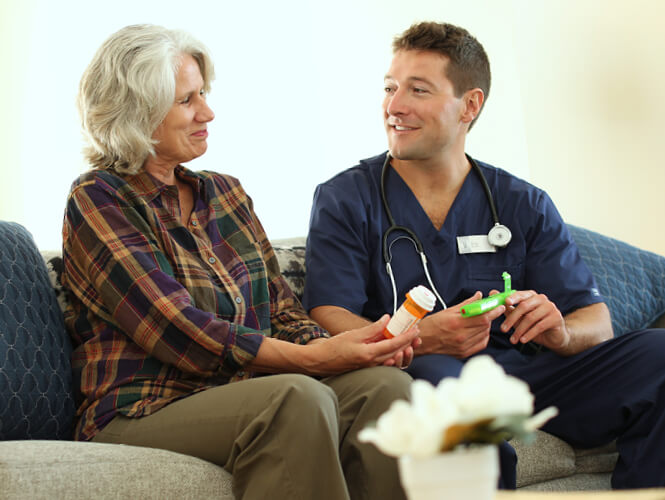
[63,24,418,500]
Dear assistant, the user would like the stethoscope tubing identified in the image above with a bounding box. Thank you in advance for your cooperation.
[380,152,509,313]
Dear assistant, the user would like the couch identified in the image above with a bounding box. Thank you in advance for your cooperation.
[2,220,665,498]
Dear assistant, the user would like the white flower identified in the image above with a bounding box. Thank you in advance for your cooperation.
[523,406,559,432]
[450,355,534,422]
[359,355,558,457]
[359,381,458,457]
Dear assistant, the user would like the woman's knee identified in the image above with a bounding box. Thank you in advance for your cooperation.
[325,366,412,414]
[357,366,412,399]
[270,373,340,419]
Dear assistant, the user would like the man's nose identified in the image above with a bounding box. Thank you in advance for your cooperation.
[385,89,409,116]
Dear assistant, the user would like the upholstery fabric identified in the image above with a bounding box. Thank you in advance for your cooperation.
[0,222,75,440]
[568,224,665,336]
[0,440,234,500]
[511,432,576,487]
[273,242,307,300]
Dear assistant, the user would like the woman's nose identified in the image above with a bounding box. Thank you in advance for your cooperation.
[197,99,215,122]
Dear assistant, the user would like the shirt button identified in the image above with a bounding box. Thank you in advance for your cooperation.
[208,257,216,264]
[235,296,243,304]
[191,220,198,226]
[237,370,245,377]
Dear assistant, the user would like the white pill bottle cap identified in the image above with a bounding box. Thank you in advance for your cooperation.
[408,285,436,312]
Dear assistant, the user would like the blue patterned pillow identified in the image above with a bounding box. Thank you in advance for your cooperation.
[0,221,75,440]
[568,224,665,336]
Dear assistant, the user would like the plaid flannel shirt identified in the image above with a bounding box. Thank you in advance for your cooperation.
[62,166,328,441]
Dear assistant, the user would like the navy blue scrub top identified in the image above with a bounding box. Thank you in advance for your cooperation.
[303,152,603,338]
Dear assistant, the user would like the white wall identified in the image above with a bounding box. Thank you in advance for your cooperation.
[512,0,665,256]
[2,0,663,257]
[0,0,527,250]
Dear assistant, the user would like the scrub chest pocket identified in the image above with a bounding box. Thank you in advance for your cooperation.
[465,264,524,298]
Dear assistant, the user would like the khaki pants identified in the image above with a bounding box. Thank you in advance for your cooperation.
[94,366,411,500]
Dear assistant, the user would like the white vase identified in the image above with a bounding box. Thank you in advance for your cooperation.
[398,445,499,500]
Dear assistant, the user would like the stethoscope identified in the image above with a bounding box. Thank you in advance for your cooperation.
[380,153,512,314]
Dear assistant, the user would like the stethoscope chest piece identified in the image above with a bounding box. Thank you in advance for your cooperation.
[487,223,512,248]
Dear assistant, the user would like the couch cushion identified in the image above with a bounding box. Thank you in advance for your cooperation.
[0,221,75,440]
[568,224,665,336]
[521,473,611,491]
[273,238,307,301]
[0,440,234,500]
[511,431,576,487]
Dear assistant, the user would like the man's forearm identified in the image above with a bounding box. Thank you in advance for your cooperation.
[557,302,614,356]
[310,305,372,335]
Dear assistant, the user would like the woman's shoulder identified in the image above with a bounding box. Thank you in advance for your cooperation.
[196,170,249,197]
[196,169,239,184]
[70,167,127,188]
[67,168,131,199]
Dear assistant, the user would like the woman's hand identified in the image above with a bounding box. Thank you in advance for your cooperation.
[302,315,420,375]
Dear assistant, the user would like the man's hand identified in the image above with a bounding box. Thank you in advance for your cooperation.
[381,335,421,369]
[495,290,613,356]
[416,292,505,358]
[499,290,570,350]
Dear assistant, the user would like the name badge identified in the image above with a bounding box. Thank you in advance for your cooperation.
[457,235,497,254]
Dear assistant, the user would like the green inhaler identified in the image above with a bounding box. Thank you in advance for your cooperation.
[460,272,515,317]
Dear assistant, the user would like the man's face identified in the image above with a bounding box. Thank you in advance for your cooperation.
[383,50,466,161]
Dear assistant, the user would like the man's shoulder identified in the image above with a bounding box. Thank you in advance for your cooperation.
[475,158,548,201]
[319,152,386,189]
[475,158,533,185]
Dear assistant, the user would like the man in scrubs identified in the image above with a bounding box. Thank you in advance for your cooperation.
[303,21,665,489]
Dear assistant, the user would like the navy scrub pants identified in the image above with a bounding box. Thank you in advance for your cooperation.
[407,329,665,489]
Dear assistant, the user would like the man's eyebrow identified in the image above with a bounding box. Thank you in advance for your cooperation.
[383,75,435,87]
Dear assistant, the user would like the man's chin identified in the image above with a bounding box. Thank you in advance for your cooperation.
[388,147,420,161]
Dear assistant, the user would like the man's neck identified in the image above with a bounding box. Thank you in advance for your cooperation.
[390,152,471,231]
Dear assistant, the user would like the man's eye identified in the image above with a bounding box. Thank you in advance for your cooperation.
[414,88,427,94]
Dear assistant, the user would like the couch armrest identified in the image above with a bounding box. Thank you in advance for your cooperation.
[0,221,75,440]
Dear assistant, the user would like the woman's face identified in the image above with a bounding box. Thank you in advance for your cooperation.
[150,54,215,170]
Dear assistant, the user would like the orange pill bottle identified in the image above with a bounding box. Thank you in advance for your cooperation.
[383,285,436,339]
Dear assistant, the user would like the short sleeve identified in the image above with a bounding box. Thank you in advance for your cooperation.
[523,191,604,315]
[303,181,372,314]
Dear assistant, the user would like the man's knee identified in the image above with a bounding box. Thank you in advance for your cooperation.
[407,354,463,384]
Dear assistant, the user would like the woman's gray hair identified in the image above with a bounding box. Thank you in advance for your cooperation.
[77,24,215,174]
